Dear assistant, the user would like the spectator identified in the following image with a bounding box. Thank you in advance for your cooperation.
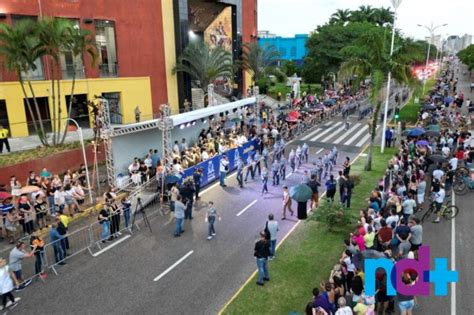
[254,231,270,286]
[0,257,20,310]
[205,201,220,240]
[8,242,33,290]
[266,214,279,259]
[173,196,186,237]
[49,222,65,265]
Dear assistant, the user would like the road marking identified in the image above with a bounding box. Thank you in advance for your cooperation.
[355,133,371,147]
[333,123,362,144]
[451,192,456,315]
[285,172,293,179]
[153,250,194,282]
[92,235,131,257]
[218,144,369,314]
[236,199,258,217]
[343,125,368,146]
[309,122,342,142]
[316,148,324,154]
[300,127,323,141]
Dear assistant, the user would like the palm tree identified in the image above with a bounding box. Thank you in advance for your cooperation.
[373,7,394,27]
[59,27,97,144]
[0,20,49,145]
[351,5,375,23]
[38,17,73,145]
[241,42,280,84]
[339,29,414,170]
[329,9,352,24]
[173,41,234,98]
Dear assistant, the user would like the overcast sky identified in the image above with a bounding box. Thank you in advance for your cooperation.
[258,0,474,40]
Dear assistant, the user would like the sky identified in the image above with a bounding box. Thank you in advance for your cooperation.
[258,0,474,40]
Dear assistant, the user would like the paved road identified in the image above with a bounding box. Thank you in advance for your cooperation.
[12,113,375,314]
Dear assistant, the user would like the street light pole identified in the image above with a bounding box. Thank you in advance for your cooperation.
[417,22,448,94]
[381,0,401,154]
[67,118,93,205]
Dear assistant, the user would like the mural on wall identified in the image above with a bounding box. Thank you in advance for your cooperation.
[204,6,232,52]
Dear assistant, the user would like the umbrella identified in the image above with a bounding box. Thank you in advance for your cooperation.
[165,174,181,185]
[423,104,436,110]
[408,127,425,137]
[19,186,41,194]
[285,117,298,123]
[424,130,440,137]
[428,154,446,163]
[289,184,313,202]
[0,191,12,200]
[323,99,336,106]
[426,124,440,132]
[416,140,429,146]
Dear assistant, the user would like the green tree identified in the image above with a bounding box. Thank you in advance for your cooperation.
[173,41,234,98]
[339,28,415,170]
[329,9,352,24]
[372,7,394,26]
[0,20,49,145]
[281,60,300,77]
[457,44,474,71]
[59,27,97,144]
[38,17,73,145]
[350,5,376,23]
[241,42,280,83]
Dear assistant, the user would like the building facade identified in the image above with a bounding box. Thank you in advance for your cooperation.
[258,34,308,65]
[0,0,257,138]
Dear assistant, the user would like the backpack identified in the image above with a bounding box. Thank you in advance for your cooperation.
[264,221,271,240]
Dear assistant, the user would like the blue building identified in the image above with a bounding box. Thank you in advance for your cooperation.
[258,33,308,65]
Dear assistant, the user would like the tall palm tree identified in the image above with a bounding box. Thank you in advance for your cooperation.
[373,7,394,27]
[339,29,414,170]
[329,9,352,24]
[38,17,73,145]
[351,5,376,23]
[241,42,279,83]
[173,41,234,97]
[59,27,97,144]
[0,20,49,145]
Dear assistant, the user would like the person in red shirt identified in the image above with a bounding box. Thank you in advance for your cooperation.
[377,219,393,250]
[456,148,465,160]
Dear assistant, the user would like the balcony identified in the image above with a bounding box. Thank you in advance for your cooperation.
[62,64,85,80]
[99,63,118,78]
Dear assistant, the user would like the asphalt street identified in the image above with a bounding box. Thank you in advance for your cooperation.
[13,113,372,314]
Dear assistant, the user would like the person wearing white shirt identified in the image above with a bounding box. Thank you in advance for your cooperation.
[449,156,458,170]
[219,155,230,187]
[432,166,444,182]
[128,161,139,174]
[433,187,446,223]
[441,145,450,158]
[54,187,66,213]
[144,156,153,169]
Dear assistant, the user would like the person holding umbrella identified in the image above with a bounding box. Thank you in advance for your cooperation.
[289,184,313,220]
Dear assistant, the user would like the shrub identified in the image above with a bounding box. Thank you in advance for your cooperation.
[309,201,355,232]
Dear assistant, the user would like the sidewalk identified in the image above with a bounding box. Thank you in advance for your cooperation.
[7,128,94,153]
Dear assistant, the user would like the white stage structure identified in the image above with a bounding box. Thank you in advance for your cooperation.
[104,97,257,187]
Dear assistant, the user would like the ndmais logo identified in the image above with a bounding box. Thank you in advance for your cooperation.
[365,246,458,296]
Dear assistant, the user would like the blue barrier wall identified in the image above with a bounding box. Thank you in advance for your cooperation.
[179,140,257,187]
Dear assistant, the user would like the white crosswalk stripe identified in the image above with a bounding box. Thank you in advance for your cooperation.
[300,127,323,141]
[333,123,362,144]
[355,133,372,147]
[343,125,369,146]
[309,121,342,142]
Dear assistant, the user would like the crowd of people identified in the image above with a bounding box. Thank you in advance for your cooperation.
[305,61,471,315]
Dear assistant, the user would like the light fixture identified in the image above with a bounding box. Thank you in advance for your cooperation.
[180,124,185,129]
[186,122,192,128]
[192,121,196,126]
[201,118,207,124]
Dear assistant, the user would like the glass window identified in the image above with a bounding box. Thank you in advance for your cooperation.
[60,19,85,79]
[95,20,118,77]
[12,15,44,80]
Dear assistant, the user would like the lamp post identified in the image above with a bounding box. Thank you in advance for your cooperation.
[380,0,402,154]
[417,22,448,94]
[66,118,93,205]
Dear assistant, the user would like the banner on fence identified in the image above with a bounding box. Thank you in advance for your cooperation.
[179,140,257,187]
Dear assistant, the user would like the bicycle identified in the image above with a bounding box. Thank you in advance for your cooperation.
[453,174,474,195]
[420,199,459,223]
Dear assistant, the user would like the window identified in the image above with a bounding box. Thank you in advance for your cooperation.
[95,20,118,77]
[280,47,286,57]
[60,19,85,79]
[12,15,44,80]
[102,92,122,124]
[290,47,297,57]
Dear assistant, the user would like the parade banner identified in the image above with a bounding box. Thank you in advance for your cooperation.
[180,140,257,187]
